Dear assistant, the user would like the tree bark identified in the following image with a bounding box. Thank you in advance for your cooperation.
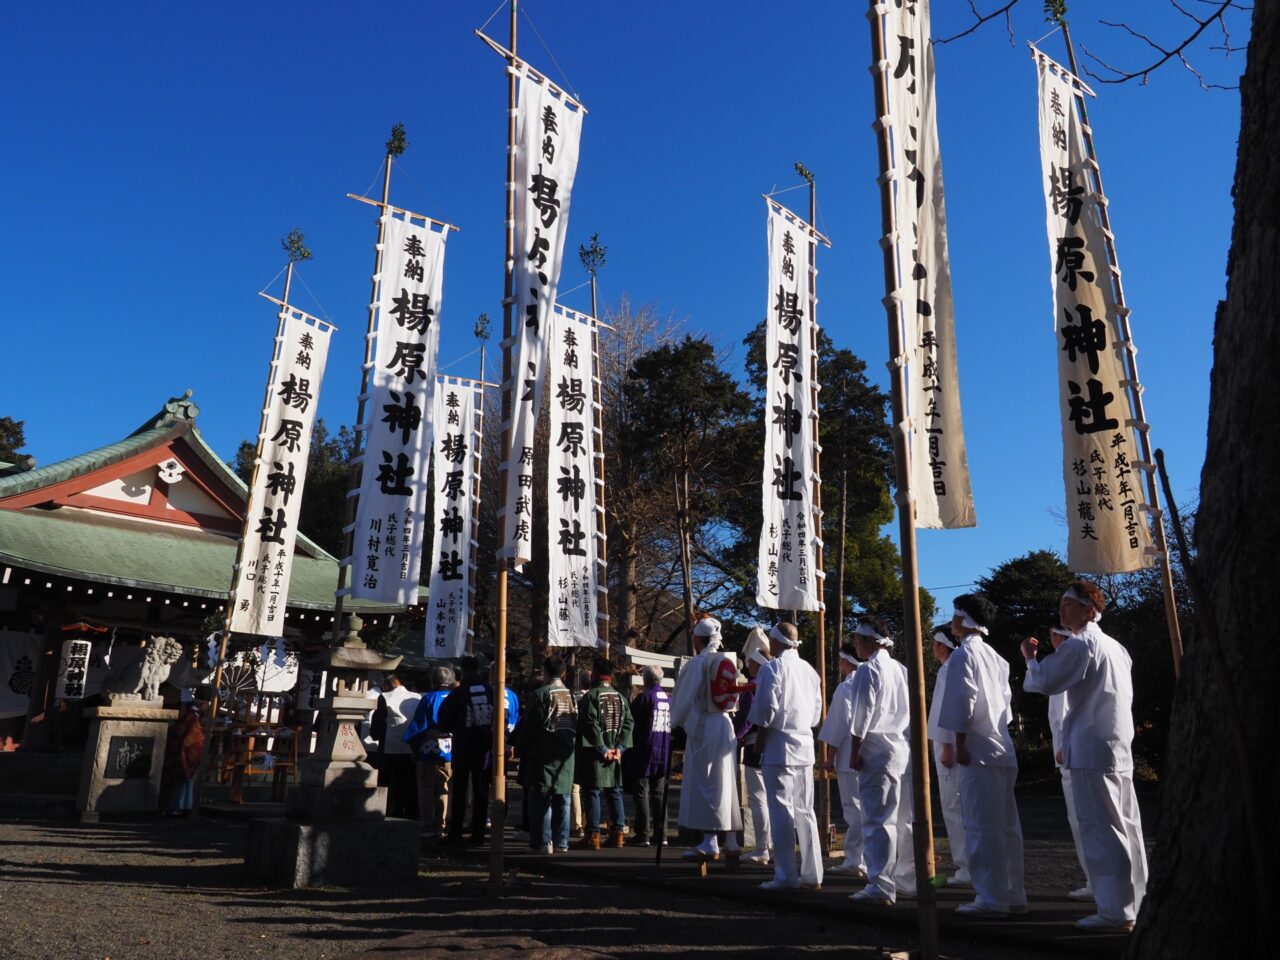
[1127,5,1279,955]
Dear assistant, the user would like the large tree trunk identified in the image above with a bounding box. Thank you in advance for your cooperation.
[617,521,639,647]
[1127,5,1279,955]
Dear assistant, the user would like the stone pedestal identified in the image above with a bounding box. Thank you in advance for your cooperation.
[242,627,420,888]
[76,702,178,817]
[244,816,421,888]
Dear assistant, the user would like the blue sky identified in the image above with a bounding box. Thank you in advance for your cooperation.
[0,2,1246,618]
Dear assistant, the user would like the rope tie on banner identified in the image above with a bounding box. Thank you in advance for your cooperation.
[1132,460,1156,473]
[1120,379,1145,392]
[1125,419,1151,433]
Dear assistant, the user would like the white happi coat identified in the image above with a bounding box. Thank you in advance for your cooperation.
[846,647,915,897]
[671,639,742,832]
[926,657,969,880]
[1025,621,1146,922]
[819,668,865,868]
[937,633,1026,912]
[747,648,824,885]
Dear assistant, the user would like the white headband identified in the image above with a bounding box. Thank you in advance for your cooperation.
[932,630,956,650]
[749,649,771,666]
[952,607,989,636]
[839,651,859,665]
[693,616,722,640]
[769,624,799,648]
[854,621,893,647]
[1061,587,1103,622]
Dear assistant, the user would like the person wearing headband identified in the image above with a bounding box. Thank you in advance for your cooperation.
[746,621,824,891]
[1021,579,1146,933]
[937,593,1027,918]
[575,658,634,850]
[926,625,971,889]
[733,631,773,865]
[671,615,743,861]
[845,616,917,905]
[818,639,867,879]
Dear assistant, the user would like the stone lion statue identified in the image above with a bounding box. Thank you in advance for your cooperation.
[140,637,185,701]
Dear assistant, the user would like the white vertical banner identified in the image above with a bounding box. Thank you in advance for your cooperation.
[883,0,976,529]
[347,215,448,603]
[424,379,481,658]
[500,65,584,567]
[1034,50,1151,573]
[547,306,602,648]
[231,308,333,636]
[756,203,820,612]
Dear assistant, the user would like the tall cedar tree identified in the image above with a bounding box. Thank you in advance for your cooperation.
[622,336,753,650]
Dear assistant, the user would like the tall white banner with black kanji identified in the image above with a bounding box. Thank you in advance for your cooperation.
[547,307,602,648]
[231,308,333,636]
[348,215,448,603]
[500,66,584,568]
[883,0,976,529]
[1035,51,1151,573]
[756,203,820,612]
[425,379,481,658]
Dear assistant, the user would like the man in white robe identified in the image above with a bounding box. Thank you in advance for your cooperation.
[927,626,971,888]
[818,639,866,878]
[937,593,1027,917]
[747,622,824,891]
[1022,580,1147,933]
[845,618,917,905]
[671,615,742,860]
[1043,624,1093,902]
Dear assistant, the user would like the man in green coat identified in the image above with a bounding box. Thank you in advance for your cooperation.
[576,657,634,849]
[514,654,578,854]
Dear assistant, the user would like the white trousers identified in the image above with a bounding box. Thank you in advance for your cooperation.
[745,765,771,852]
[835,769,865,868]
[857,759,916,897]
[932,745,970,880]
[763,763,823,886]
[1070,769,1147,922]
[1060,769,1091,887]
[956,764,1026,912]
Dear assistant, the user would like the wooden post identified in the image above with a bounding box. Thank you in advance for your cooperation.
[1059,22,1184,679]
[866,3,938,957]
[331,142,398,646]
[488,0,518,893]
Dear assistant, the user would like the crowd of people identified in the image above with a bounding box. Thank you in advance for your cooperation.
[366,575,1145,935]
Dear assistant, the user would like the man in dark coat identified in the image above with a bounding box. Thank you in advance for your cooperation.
[515,654,578,853]
[575,657,634,849]
[438,656,494,845]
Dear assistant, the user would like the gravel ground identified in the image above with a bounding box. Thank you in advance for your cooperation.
[0,820,1055,960]
[0,784,1155,960]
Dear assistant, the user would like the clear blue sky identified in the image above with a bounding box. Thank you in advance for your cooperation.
[0,2,1245,618]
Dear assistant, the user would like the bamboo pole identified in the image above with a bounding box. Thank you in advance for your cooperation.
[589,292,611,658]
[804,174,832,852]
[866,3,938,957]
[330,147,396,646]
[205,260,297,773]
[1059,23,1184,679]
[466,345,487,656]
[488,0,518,893]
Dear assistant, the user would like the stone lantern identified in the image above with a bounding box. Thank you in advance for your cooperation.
[245,615,421,888]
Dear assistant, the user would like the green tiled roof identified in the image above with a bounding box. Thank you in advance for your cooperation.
[0,506,380,611]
